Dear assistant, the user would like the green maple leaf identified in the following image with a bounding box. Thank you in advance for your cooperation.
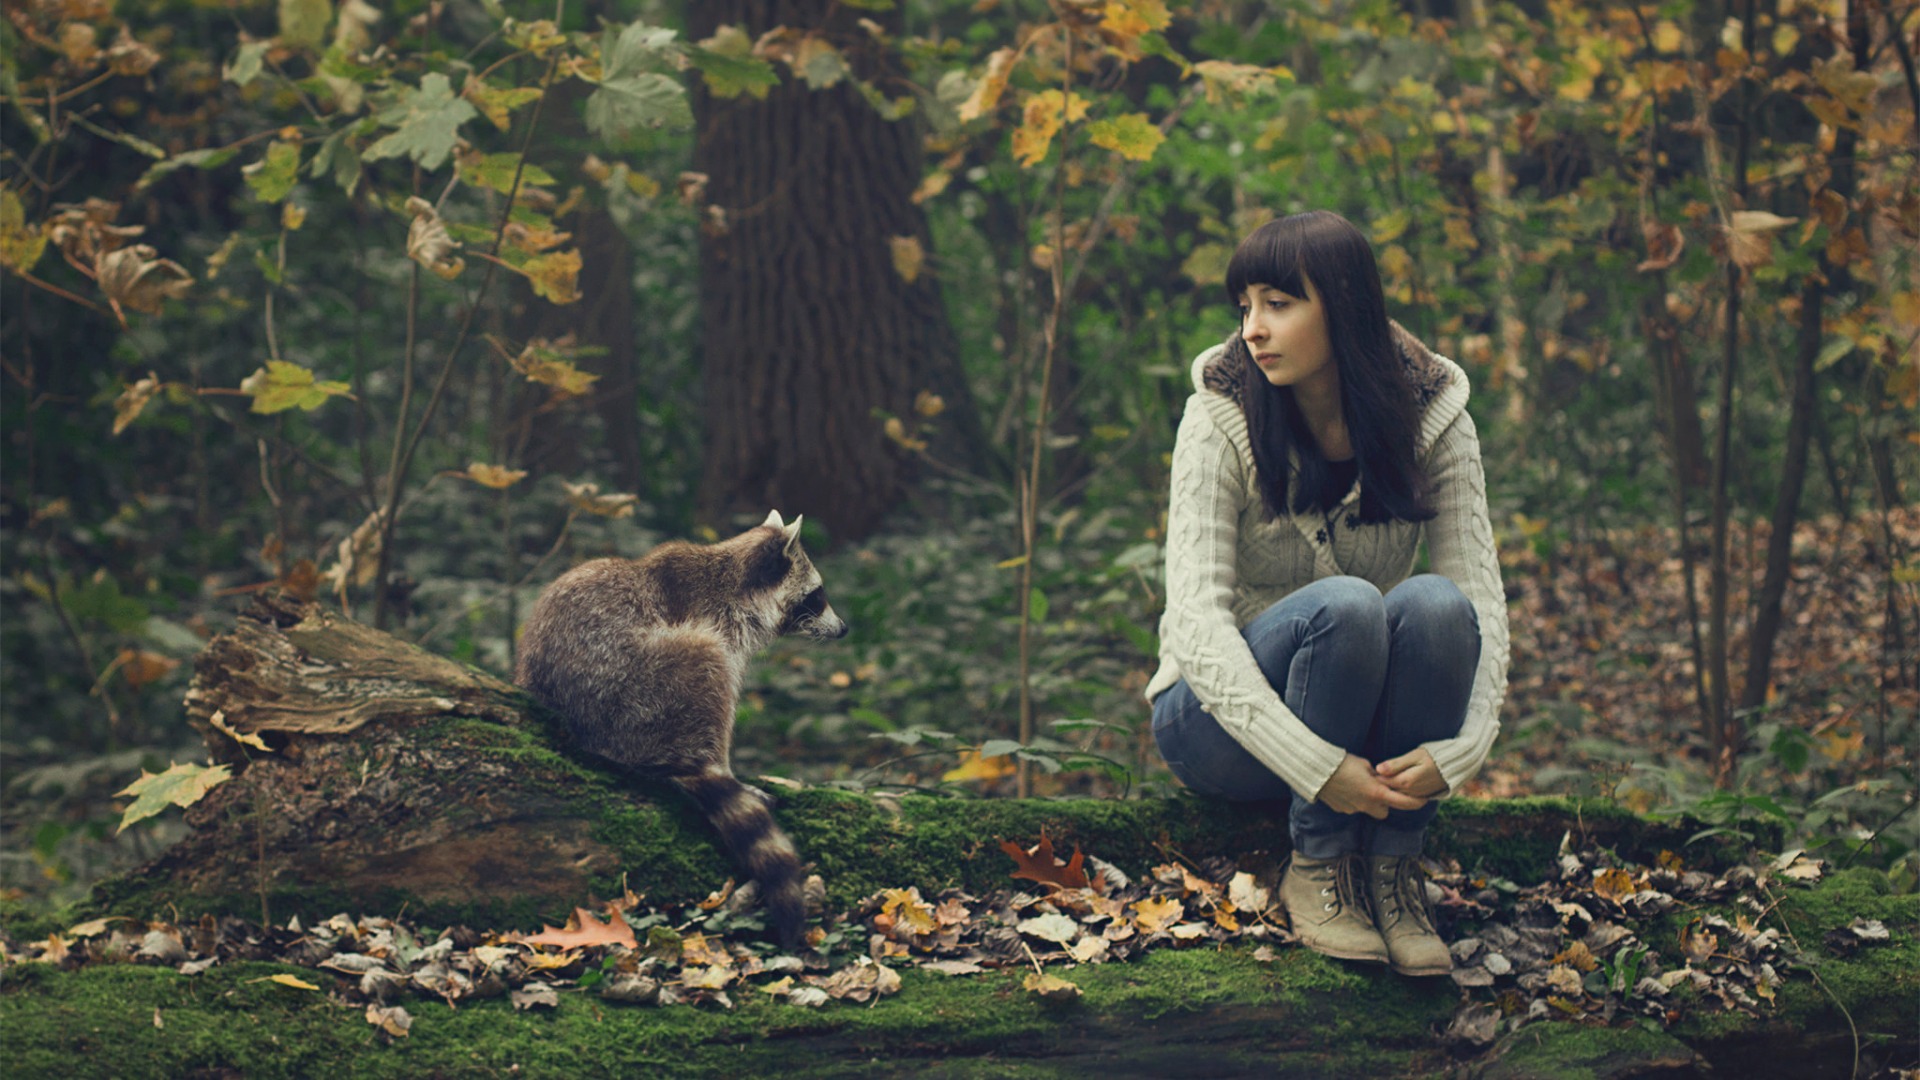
[1087,113,1165,163]
[586,71,691,140]
[363,73,478,172]
[117,761,233,833]
[309,125,364,194]
[686,25,779,100]
[243,141,303,203]
[241,360,352,413]
[583,21,690,139]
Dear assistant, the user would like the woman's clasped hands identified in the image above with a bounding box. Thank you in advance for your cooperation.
[1315,748,1449,819]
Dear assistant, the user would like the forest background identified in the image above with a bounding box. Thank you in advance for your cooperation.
[1,0,1915,916]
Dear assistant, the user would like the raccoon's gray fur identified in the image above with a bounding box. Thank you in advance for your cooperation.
[513,510,847,947]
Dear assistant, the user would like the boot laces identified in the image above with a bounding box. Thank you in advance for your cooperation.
[1378,858,1435,933]
[1328,854,1368,916]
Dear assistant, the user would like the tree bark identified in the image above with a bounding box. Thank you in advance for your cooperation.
[1738,3,1870,715]
[685,0,984,542]
[1705,0,1757,782]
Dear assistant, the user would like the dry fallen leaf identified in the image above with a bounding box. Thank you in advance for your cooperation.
[264,973,320,991]
[1016,912,1079,946]
[365,1003,412,1038]
[1130,896,1183,935]
[1023,971,1082,1001]
[1001,834,1097,893]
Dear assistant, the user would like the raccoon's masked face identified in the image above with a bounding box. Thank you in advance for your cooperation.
[754,511,850,642]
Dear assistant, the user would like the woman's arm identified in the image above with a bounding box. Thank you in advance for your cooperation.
[1410,408,1511,795]
[1159,397,1350,802]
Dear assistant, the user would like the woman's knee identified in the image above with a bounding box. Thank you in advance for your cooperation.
[1302,575,1388,630]
[1386,574,1477,634]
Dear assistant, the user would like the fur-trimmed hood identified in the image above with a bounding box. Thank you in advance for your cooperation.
[1188,320,1469,459]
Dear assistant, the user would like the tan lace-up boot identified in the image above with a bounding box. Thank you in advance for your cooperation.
[1368,854,1451,976]
[1280,853,1388,964]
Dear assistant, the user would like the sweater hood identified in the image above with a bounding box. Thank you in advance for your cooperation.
[1191,320,1469,456]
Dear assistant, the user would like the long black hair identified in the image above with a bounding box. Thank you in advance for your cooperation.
[1223,210,1435,525]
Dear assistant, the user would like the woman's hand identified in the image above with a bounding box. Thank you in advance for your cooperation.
[1375,748,1449,799]
[1316,753,1428,819]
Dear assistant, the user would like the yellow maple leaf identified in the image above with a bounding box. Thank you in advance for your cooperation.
[880,888,937,936]
[1131,895,1183,934]
[521,249,582,304]
[1011,90,1091,168]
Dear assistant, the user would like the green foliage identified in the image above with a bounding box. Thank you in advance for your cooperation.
[113,761,231,833]
[361,73,479,172]
[588,23,694,138]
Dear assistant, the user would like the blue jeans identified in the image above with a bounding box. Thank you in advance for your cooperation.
[1152,574,1479,859]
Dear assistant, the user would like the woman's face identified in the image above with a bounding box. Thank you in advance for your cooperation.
[1237,277,1335,390]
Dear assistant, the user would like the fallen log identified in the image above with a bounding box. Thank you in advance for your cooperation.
[103,594,1749,930]
[15,595,1906,1080]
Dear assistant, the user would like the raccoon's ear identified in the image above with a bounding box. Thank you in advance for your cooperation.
[744,530,791,591]
[782,514,804,554]
[762,509,786,530]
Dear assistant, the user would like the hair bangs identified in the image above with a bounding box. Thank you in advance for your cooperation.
[1225,220,1306,305]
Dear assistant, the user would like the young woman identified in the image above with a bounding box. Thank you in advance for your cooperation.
[1147,210,1509,975]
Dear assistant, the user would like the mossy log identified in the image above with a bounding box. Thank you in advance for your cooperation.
[107,594,1740,929]
[8,597,1915,1078]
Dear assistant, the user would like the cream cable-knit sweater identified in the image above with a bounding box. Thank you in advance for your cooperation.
[1145,328,1510,803]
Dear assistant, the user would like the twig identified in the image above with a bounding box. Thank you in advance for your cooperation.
[1836,799,1916,871]
[1019,939,1045,976]
[1758,880,1859,1079]
[374,40,564,628]
[1,266,109,315]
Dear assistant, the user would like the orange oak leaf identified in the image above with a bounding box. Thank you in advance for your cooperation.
[1000,833,1098,893]
[517,906,636,950]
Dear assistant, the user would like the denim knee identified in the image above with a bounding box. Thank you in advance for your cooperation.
[1386,575,1477,637]
[1307,575,1389,628]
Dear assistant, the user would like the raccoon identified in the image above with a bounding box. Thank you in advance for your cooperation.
[513,510,848,947]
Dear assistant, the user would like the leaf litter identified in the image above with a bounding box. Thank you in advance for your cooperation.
[0,830,1886,1055]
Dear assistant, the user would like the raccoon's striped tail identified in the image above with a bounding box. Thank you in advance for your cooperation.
[675,767,806,948]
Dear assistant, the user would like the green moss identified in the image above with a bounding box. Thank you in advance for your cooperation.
[1667,867,1918,1068]
[0,948,1464,1079]
[1482,1021,1700,1080]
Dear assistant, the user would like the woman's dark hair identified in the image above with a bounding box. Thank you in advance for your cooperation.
[1223,210,1434,524]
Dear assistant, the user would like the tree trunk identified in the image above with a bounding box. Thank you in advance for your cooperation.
[1739,4,1870,715]
[1738,274,1821,715]
[1705,0,1757,783]
[685,0,984,542]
